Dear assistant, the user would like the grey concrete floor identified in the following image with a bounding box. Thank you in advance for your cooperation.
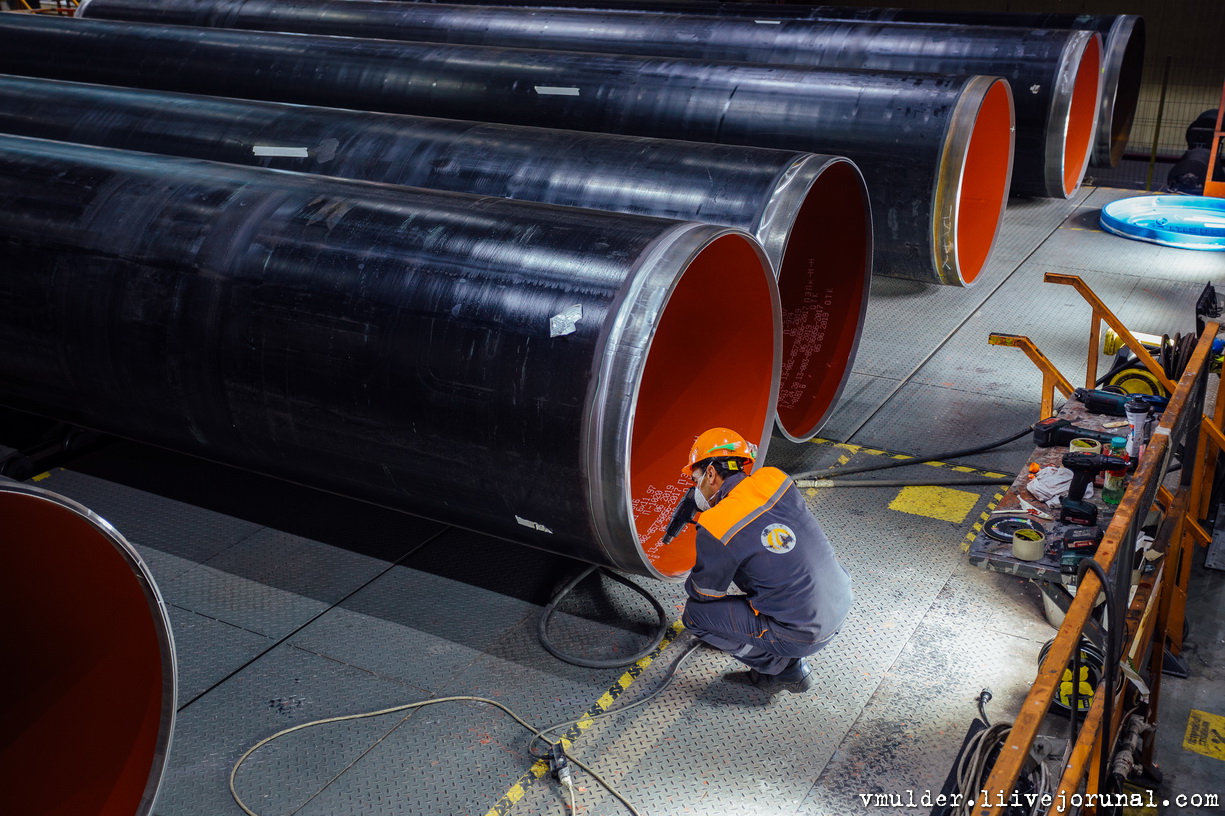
[14,185,1225,815]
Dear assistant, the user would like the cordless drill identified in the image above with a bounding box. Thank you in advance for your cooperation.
[661,488,698,544]
[1032,416,1117,448]
[1061,451,1127,525]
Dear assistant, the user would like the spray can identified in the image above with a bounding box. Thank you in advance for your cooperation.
[1124,398,1149,472]
[1102,437,1127,505]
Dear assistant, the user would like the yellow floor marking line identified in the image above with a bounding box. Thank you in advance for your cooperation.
[808,438,1007,479]
[1183,708,1225,761]
[964,491,1005,552]
[889,485,982,523]
[806,438,1009,541]
[806,439,854,499]
[483,620,685,816]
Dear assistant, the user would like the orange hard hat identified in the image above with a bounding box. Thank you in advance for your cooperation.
[682,428,758,476]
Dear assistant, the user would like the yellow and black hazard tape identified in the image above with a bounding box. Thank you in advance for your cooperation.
[807,438,1012,480]
[483,619,686,816]
[964,488,1009,552]
[806,438,1011,553]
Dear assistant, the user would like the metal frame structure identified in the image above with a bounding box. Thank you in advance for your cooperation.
[1203,82,1225,199]
[977,273,1223,815]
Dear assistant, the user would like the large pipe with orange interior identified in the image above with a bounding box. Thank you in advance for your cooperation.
[74,0,1092,199]
[338,0,1140,169]
[0,134,781,580]
[0,75,870,443]
[0,480,176,816]
[0,13,1013,286]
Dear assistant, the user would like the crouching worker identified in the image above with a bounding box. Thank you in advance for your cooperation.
[680,428,853,695]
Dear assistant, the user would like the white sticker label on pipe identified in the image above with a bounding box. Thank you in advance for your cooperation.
[550,304,583,337]
[253,146,310,157]
[754,19,781,24]
[516,515,554,534]
[534,86,580,96]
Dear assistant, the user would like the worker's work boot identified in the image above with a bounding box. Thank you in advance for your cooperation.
[733,656,814,694]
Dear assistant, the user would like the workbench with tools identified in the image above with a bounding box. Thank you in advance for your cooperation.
[967,389,1165,619]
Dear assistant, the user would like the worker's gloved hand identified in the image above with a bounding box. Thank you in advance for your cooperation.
[1028,466,1092,503]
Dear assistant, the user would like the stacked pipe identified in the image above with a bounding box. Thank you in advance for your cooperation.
[351,0,1142,168]
[0,481,176,816]
[0,75,871,444]
[73,0,1095,199]
[0,12,1014,287]
[0,133,784,579]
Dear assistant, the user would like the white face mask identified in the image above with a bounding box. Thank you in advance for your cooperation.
[693,468,713,512]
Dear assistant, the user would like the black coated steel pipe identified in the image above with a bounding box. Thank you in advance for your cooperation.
[346,0,1142,168]
[76,0,1086,199]
[0,13,1014,286]
[0,481,175,816]
[0,134,782,579]
[0,75,870,443]
[847,10,1142,170]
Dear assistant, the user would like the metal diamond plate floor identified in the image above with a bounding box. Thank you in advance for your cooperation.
[15,186,1224,816]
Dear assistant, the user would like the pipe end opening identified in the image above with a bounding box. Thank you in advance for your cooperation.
[774,159,871,441]
[954,78,1015,286]
[628,232,778,579]
[1063,33,1104,196]
[0,488,172,816]
[1103,18,1145,168]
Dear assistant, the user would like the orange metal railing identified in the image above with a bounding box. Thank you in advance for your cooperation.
[978,274,1222,815]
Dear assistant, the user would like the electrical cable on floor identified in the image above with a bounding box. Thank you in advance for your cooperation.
[228,693,631,816]
[796,476,1013,488]
[528,640,705,758]
[950,689,1053,816]
[791,424,1034,485]
[538,564,670,668]
[228,635,705,816]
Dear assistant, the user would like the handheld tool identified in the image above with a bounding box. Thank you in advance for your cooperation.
[661,488,698,544]
[1032,417,1117,448]
[989,497,1053,521]
[1073,388,1168,417]
[1061,452,1128,526]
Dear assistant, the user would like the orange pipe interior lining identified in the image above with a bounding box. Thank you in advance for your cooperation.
[0,491,169,816]
[630,233,776,578]
[774,160,870,442]
[955,78,1015,285]
[1063,34,1103,196]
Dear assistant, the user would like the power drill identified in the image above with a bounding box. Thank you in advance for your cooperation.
[1032,416,1117,448]
[1061,451,1127,526]
[661,488,698,544]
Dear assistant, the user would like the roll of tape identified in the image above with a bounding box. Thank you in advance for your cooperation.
[1012,527,1046,561]
[1069,437,1102,455]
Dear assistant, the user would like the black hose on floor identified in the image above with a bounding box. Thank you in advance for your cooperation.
[538,564,670,668]
[791,424,1034,483]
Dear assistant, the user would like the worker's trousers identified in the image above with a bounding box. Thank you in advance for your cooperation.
[681,595,838,675]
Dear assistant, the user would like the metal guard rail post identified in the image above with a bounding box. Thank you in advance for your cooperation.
[1044,272,1180,396]
[975,318,1221,816]
[987,333,1076,420]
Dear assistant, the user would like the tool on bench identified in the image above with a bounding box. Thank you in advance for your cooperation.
[1060,452,1128,526]
[983,516,1046,543]
[1072,388,1167,417]
[989,496,1053,521]
[1032,417,1117,448]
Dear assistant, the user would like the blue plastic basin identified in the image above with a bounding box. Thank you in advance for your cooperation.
[1099,195,1225,251]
